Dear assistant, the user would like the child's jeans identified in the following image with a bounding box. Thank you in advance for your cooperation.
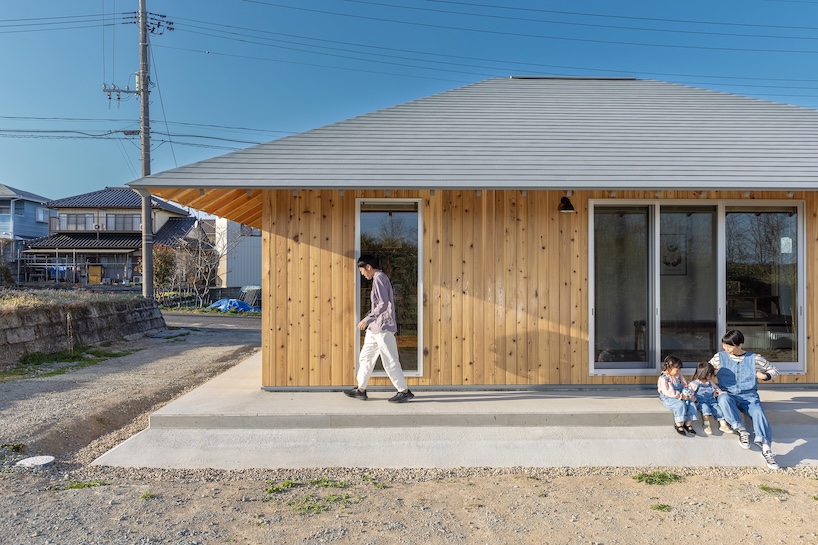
[659,393,698,424]
[697,398,724,420]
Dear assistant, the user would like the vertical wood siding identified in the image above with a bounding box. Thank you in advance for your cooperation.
[258,189,817,387]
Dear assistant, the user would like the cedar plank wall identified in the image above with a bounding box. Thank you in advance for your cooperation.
[259,189,817,387]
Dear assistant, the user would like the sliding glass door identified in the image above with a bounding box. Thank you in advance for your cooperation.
[725,208,798,363]
[591,200,802,375]
[659,207,717,363]
[593,207,651,368]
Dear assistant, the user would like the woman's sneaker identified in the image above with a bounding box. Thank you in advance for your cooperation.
[718,420,732,433]
[738,430,751,449]
[762,449,780,470]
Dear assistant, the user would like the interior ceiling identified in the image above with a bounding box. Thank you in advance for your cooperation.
[149,187,263,230]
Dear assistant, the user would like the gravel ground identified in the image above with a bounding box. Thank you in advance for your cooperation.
[2,313,818,545]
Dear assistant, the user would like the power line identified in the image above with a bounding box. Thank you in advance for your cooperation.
[167,18,818,92]
[237,0,818,54]
[422,0,818,31]
[339,0,818,41]
[0,115,295,135]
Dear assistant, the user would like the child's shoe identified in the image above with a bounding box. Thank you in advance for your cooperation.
[703,418,713,435]
[718,419,732,433]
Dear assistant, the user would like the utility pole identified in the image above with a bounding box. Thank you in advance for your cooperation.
[102,0,173,299]
[137,0,154,300]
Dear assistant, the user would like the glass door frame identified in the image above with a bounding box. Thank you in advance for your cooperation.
[588,198,806,376]
[354,198,424,378]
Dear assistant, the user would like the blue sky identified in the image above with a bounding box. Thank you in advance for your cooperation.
[2,0,818,201]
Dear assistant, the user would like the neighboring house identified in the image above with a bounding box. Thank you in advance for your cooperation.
[22,187,196,285]
[211,217,261,289]
[0,184,50,265]
[130,77,818,388]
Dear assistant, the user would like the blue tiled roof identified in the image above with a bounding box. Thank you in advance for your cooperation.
[23,233,141,251]
[154,217,199,246]
[23,217,203,251]
[47,187,188,215]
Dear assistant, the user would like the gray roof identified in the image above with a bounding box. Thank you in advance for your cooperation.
[48,187,189,215]
[23,233,142,252]
[23,217,200,252]
[0,184,50,203]
[130,77,818,192]
[154,217,200,246]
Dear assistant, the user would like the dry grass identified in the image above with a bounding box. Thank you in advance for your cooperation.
[0,288,137,311]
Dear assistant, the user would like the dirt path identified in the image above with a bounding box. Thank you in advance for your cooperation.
[1,312,817,545]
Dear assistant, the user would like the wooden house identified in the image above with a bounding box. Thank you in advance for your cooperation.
[129,77,818,388]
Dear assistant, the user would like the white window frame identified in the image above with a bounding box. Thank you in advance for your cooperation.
[588,198,806,376]
[36,207,49,223]
[355,198,424,378]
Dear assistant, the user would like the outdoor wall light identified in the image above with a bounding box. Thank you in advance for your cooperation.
[559,195,575,213]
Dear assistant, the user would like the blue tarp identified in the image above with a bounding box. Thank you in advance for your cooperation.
[207,298,261,312]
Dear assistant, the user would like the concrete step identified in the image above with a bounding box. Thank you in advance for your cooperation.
[91,353,818,470]
[148,390,818,430]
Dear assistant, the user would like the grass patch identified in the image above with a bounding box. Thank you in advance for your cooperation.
[286,492,359,514]
[1,443,25,453]
[633,471,684,486]
[0,346,138,382]
[759,484,788,495]
[323,493,358,508]
[63,480,109,490]
[0,289,136,311]
[288,493,329,514]
[309,477,347,488]
[651,503,672,512]
[362,475,387,489]
[139,491,158,500]
[263,478,360,514]
[265,479,302,495]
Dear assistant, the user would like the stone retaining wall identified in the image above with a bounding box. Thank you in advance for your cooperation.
[0,298,166,369]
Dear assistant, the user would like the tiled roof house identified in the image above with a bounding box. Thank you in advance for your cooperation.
[22,187,197,285]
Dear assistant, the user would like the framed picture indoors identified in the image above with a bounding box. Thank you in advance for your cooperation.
[660,234,686,276]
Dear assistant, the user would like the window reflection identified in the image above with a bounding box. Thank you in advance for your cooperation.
[726,209,797,362]
[359,202,420,372]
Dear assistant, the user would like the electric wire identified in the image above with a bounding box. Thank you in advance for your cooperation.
[237,0,818,54]
[338,0,818,41]
[167,19,818,92]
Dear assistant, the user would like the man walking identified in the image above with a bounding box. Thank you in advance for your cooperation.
[344,255,414,403]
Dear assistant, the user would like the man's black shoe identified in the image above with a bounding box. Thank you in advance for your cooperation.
[344,388,368,400]
[388,390,415,403]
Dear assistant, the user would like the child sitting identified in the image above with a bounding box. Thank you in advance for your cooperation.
[688,361,731,435]
[658,355,698,436]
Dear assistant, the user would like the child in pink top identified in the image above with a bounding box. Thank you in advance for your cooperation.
[657,355,698,436]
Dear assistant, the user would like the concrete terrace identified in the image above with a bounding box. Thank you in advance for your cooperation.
[92,352,818,470]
